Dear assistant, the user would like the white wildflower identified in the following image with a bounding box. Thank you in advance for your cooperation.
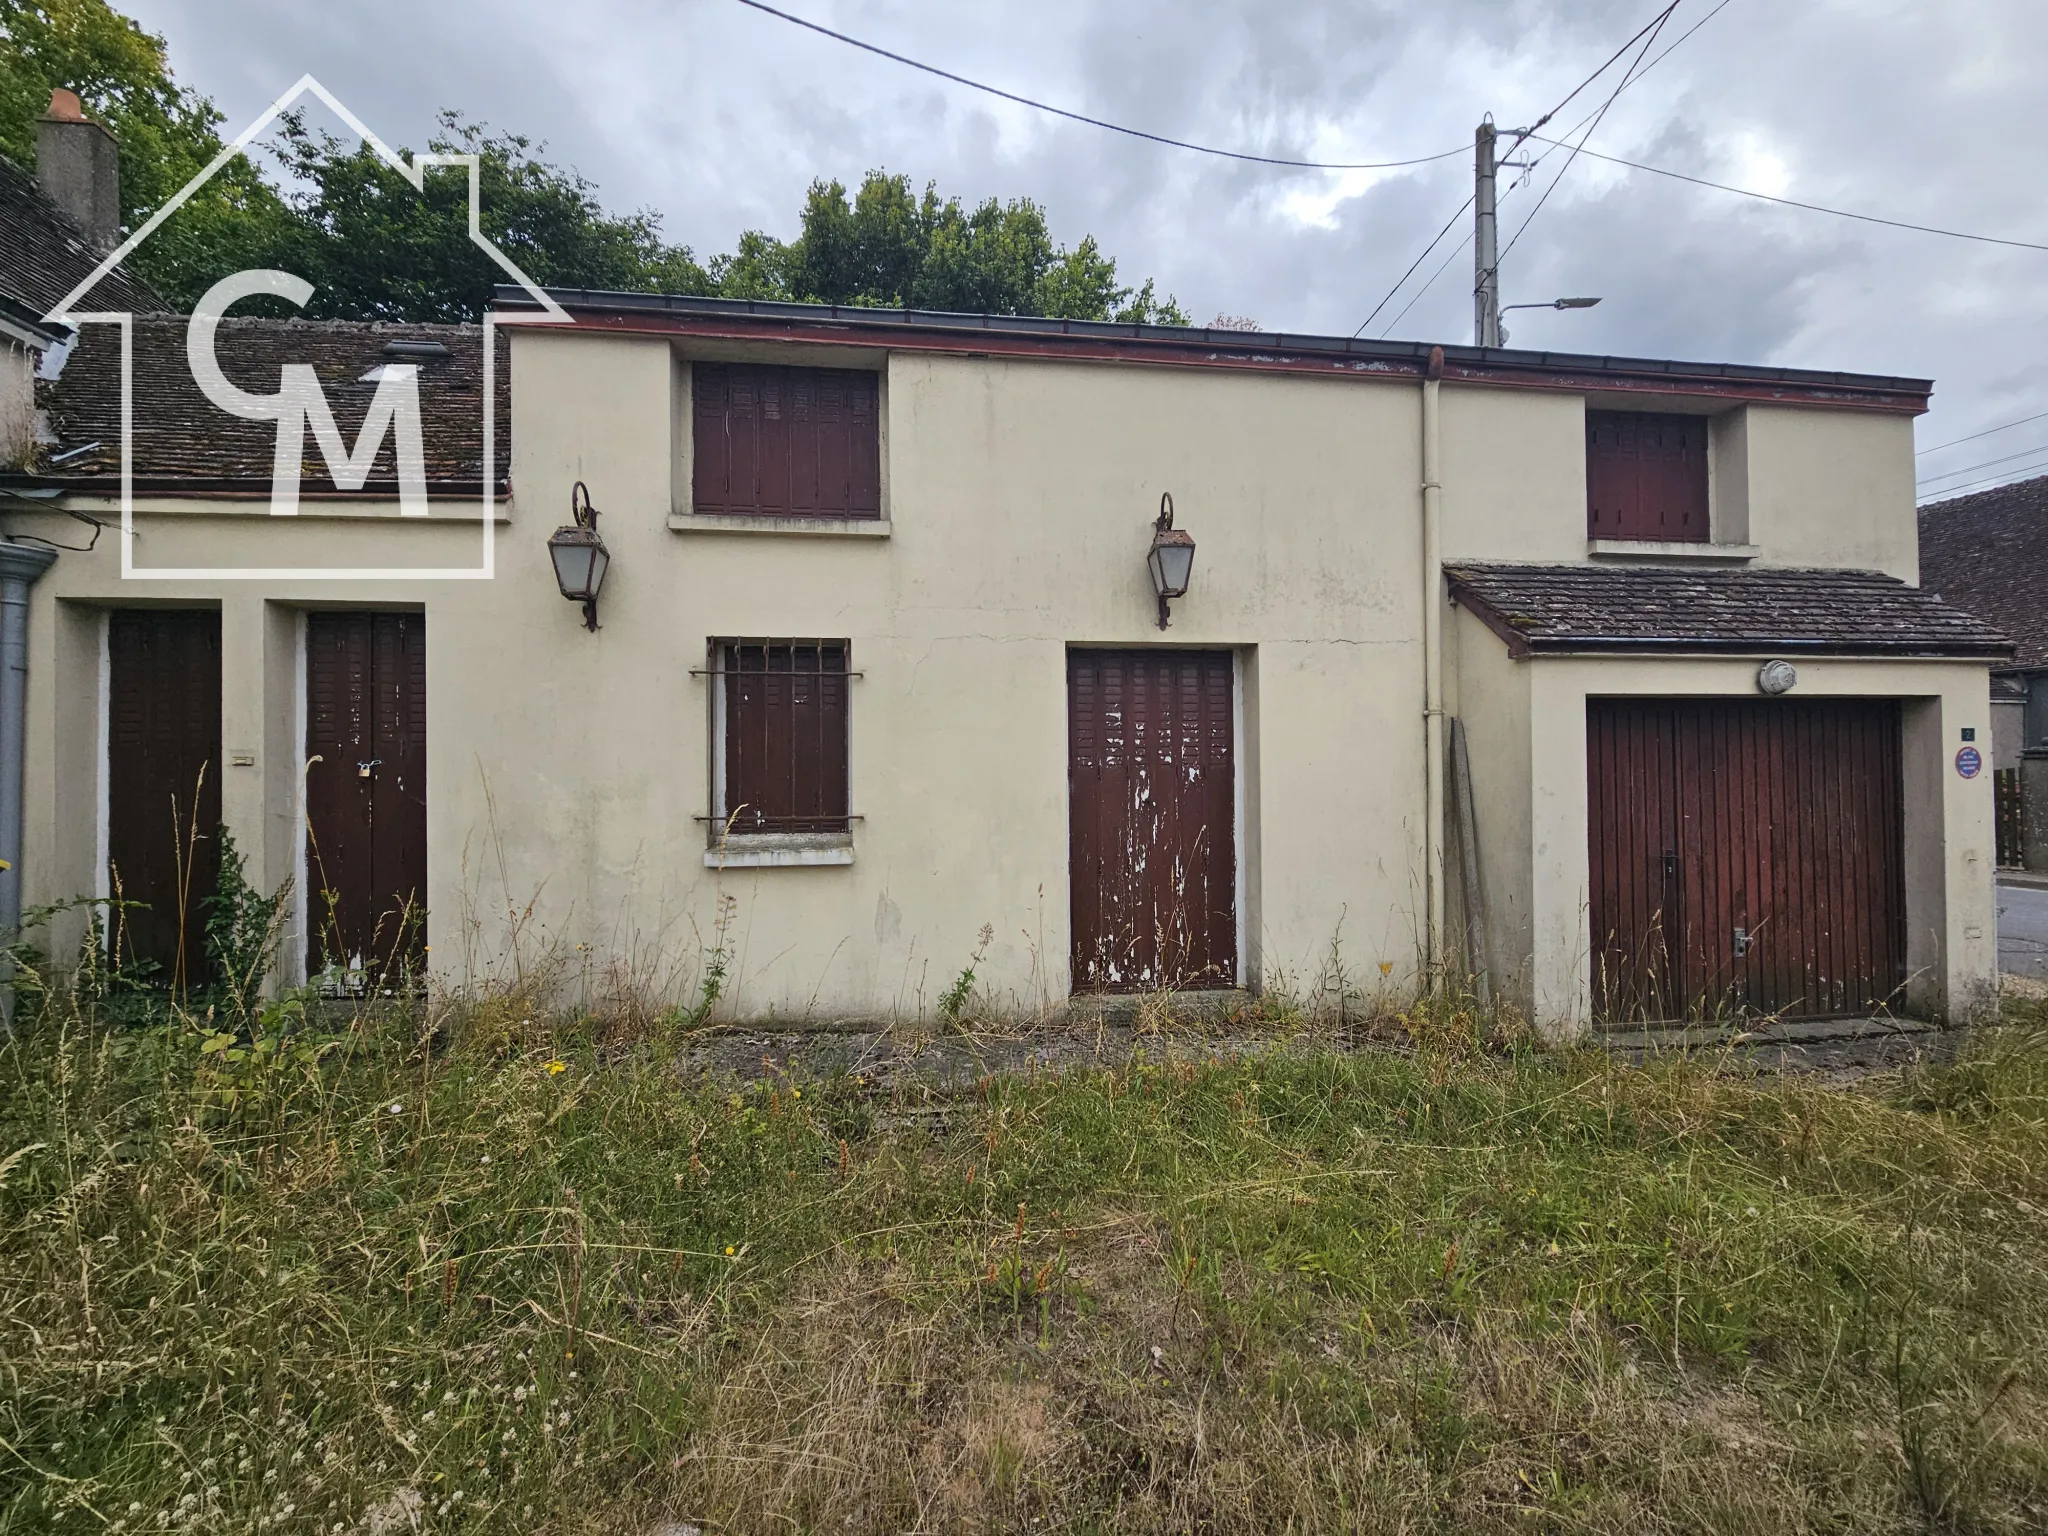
[387,1102,404,1115]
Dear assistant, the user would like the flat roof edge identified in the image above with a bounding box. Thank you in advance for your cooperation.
[495,286,1933,409]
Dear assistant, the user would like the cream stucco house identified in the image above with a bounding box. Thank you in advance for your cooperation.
[0,285,2010,1034]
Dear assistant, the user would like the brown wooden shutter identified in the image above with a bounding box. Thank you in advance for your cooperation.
[106,609,221,990]
[722,642,850,834]
[1586,410,1711,541]
[693,363,881,518]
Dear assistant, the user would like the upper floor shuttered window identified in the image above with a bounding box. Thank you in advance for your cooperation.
[1586,409,1710,542]
[692,362,881,519]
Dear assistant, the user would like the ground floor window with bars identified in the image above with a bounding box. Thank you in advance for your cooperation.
[709,640,852,842]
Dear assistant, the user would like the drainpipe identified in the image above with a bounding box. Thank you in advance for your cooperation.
[1421,345,1446,984]
[0,539,56,1029]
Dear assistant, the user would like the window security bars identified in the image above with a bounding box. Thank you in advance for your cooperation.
[705,641,853,836]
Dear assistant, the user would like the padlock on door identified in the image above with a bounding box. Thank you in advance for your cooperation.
[358,758,382,779]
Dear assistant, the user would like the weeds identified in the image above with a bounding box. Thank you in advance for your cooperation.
[938,922,994,1027]
[2,983,2047,1533]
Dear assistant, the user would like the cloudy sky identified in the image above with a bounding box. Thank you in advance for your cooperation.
[120,0,2048,502]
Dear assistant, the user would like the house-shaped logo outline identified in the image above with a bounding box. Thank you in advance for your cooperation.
[45,74,572,582]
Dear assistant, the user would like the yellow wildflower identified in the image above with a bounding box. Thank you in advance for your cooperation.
[545,1060,567,1076]
[724,1245,736,1257]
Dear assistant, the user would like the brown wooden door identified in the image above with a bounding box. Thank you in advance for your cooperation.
[106,609,221,990]
[305,612,427,981]
[1588,697,1905,1023]
[1068,649,1236,992]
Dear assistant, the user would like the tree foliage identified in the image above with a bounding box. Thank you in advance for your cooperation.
[0,0,1187,325]
[714,170,1187,324]
[0,0,293,305]
[260,112,712,322]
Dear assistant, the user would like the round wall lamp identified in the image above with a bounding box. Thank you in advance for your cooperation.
[1148,492,1196,629]
[547,481,610,632]
[1757,659,1798,695]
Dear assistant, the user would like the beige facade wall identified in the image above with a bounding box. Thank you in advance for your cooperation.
[4,325,1980,1031]
[1744,405,1919,579]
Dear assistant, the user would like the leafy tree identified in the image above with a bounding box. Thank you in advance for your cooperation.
[261,112,711,322]
[0,0,294,306]
[727,169,1188,324]
[1,2,1188,325]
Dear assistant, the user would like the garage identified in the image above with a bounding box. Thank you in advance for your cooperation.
[1588,697,1905,1023]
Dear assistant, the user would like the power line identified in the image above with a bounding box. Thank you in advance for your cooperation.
[1511,1,1694,140]
[1918,458,2048,503]
[1380,229,1475,338]
[1356,0,1695,339]
[1353,195,1473,337]
[729,0,1467,171]
[1918,408,2048,457]
[1916,437,2048,489]
[1497,3,1676,265]
[1524,135,2048,253]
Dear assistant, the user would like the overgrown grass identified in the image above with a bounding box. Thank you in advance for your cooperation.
[4,990,2047,1534]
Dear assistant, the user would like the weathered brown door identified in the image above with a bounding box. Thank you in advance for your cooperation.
[1588,697,1905,1023]
[106,609,221,989]
[305,612,427,980]
[1068,649,1236,992]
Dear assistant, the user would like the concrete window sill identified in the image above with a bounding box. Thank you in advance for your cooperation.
[703,832,855,868]
[1587,539,1760,562]
[668,512,891,538]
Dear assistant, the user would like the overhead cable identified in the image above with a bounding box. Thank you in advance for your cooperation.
[1524,136,2048,253]
[1498,3,1676,264]
[1353,195,1473,337]
[1356,0,1703,339]
[729,0,1467,171]
[1918,409,2048,458]
[1916,438,2048,489]
[1918,458,2048,502]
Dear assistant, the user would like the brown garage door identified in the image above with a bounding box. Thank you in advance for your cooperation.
[306,612,427,981]
[1588,697,1905,1023]
[107,609,221,991]
[1068,649,1236,992]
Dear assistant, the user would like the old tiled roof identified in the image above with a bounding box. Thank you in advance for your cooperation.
[1918,474,2048,670]
[20,316,510,496]
[1446,563,2011,660]
[0,153,164,320]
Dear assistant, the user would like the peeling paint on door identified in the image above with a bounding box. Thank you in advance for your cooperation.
[1068,649,1236,992]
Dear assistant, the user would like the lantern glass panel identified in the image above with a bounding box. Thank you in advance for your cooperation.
[550,539,594,599]
[1149,538,1195,598]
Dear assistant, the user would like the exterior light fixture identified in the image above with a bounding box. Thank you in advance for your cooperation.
[1496,295,1601,345]
[547,481,610,631]
[1757,659,1798,695]
[1147,491,1196,629]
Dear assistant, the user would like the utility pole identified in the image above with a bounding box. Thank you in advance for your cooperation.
[1473,120,1500,348]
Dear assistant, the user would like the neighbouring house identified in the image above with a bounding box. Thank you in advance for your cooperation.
[0,281,2009,1033]
[1918,471,2048,869]
[0,90,165,466]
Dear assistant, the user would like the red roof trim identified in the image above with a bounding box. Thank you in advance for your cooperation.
[522,306,1931,415]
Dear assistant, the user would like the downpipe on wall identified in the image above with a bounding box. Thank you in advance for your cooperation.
[1422,346,1446,985]
[0,539,57,1031]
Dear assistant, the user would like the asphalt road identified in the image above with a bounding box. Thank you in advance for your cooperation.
[1998,881,2048,978]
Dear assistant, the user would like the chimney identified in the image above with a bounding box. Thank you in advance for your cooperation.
[36,89,120,252]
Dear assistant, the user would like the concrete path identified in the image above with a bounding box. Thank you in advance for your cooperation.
[1998,878,2048,979]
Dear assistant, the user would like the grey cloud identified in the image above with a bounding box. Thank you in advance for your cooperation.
[120,0,2048,467]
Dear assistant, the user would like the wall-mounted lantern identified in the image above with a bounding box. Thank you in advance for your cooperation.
[547,481,610,632]
[1147,492,1196,629]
